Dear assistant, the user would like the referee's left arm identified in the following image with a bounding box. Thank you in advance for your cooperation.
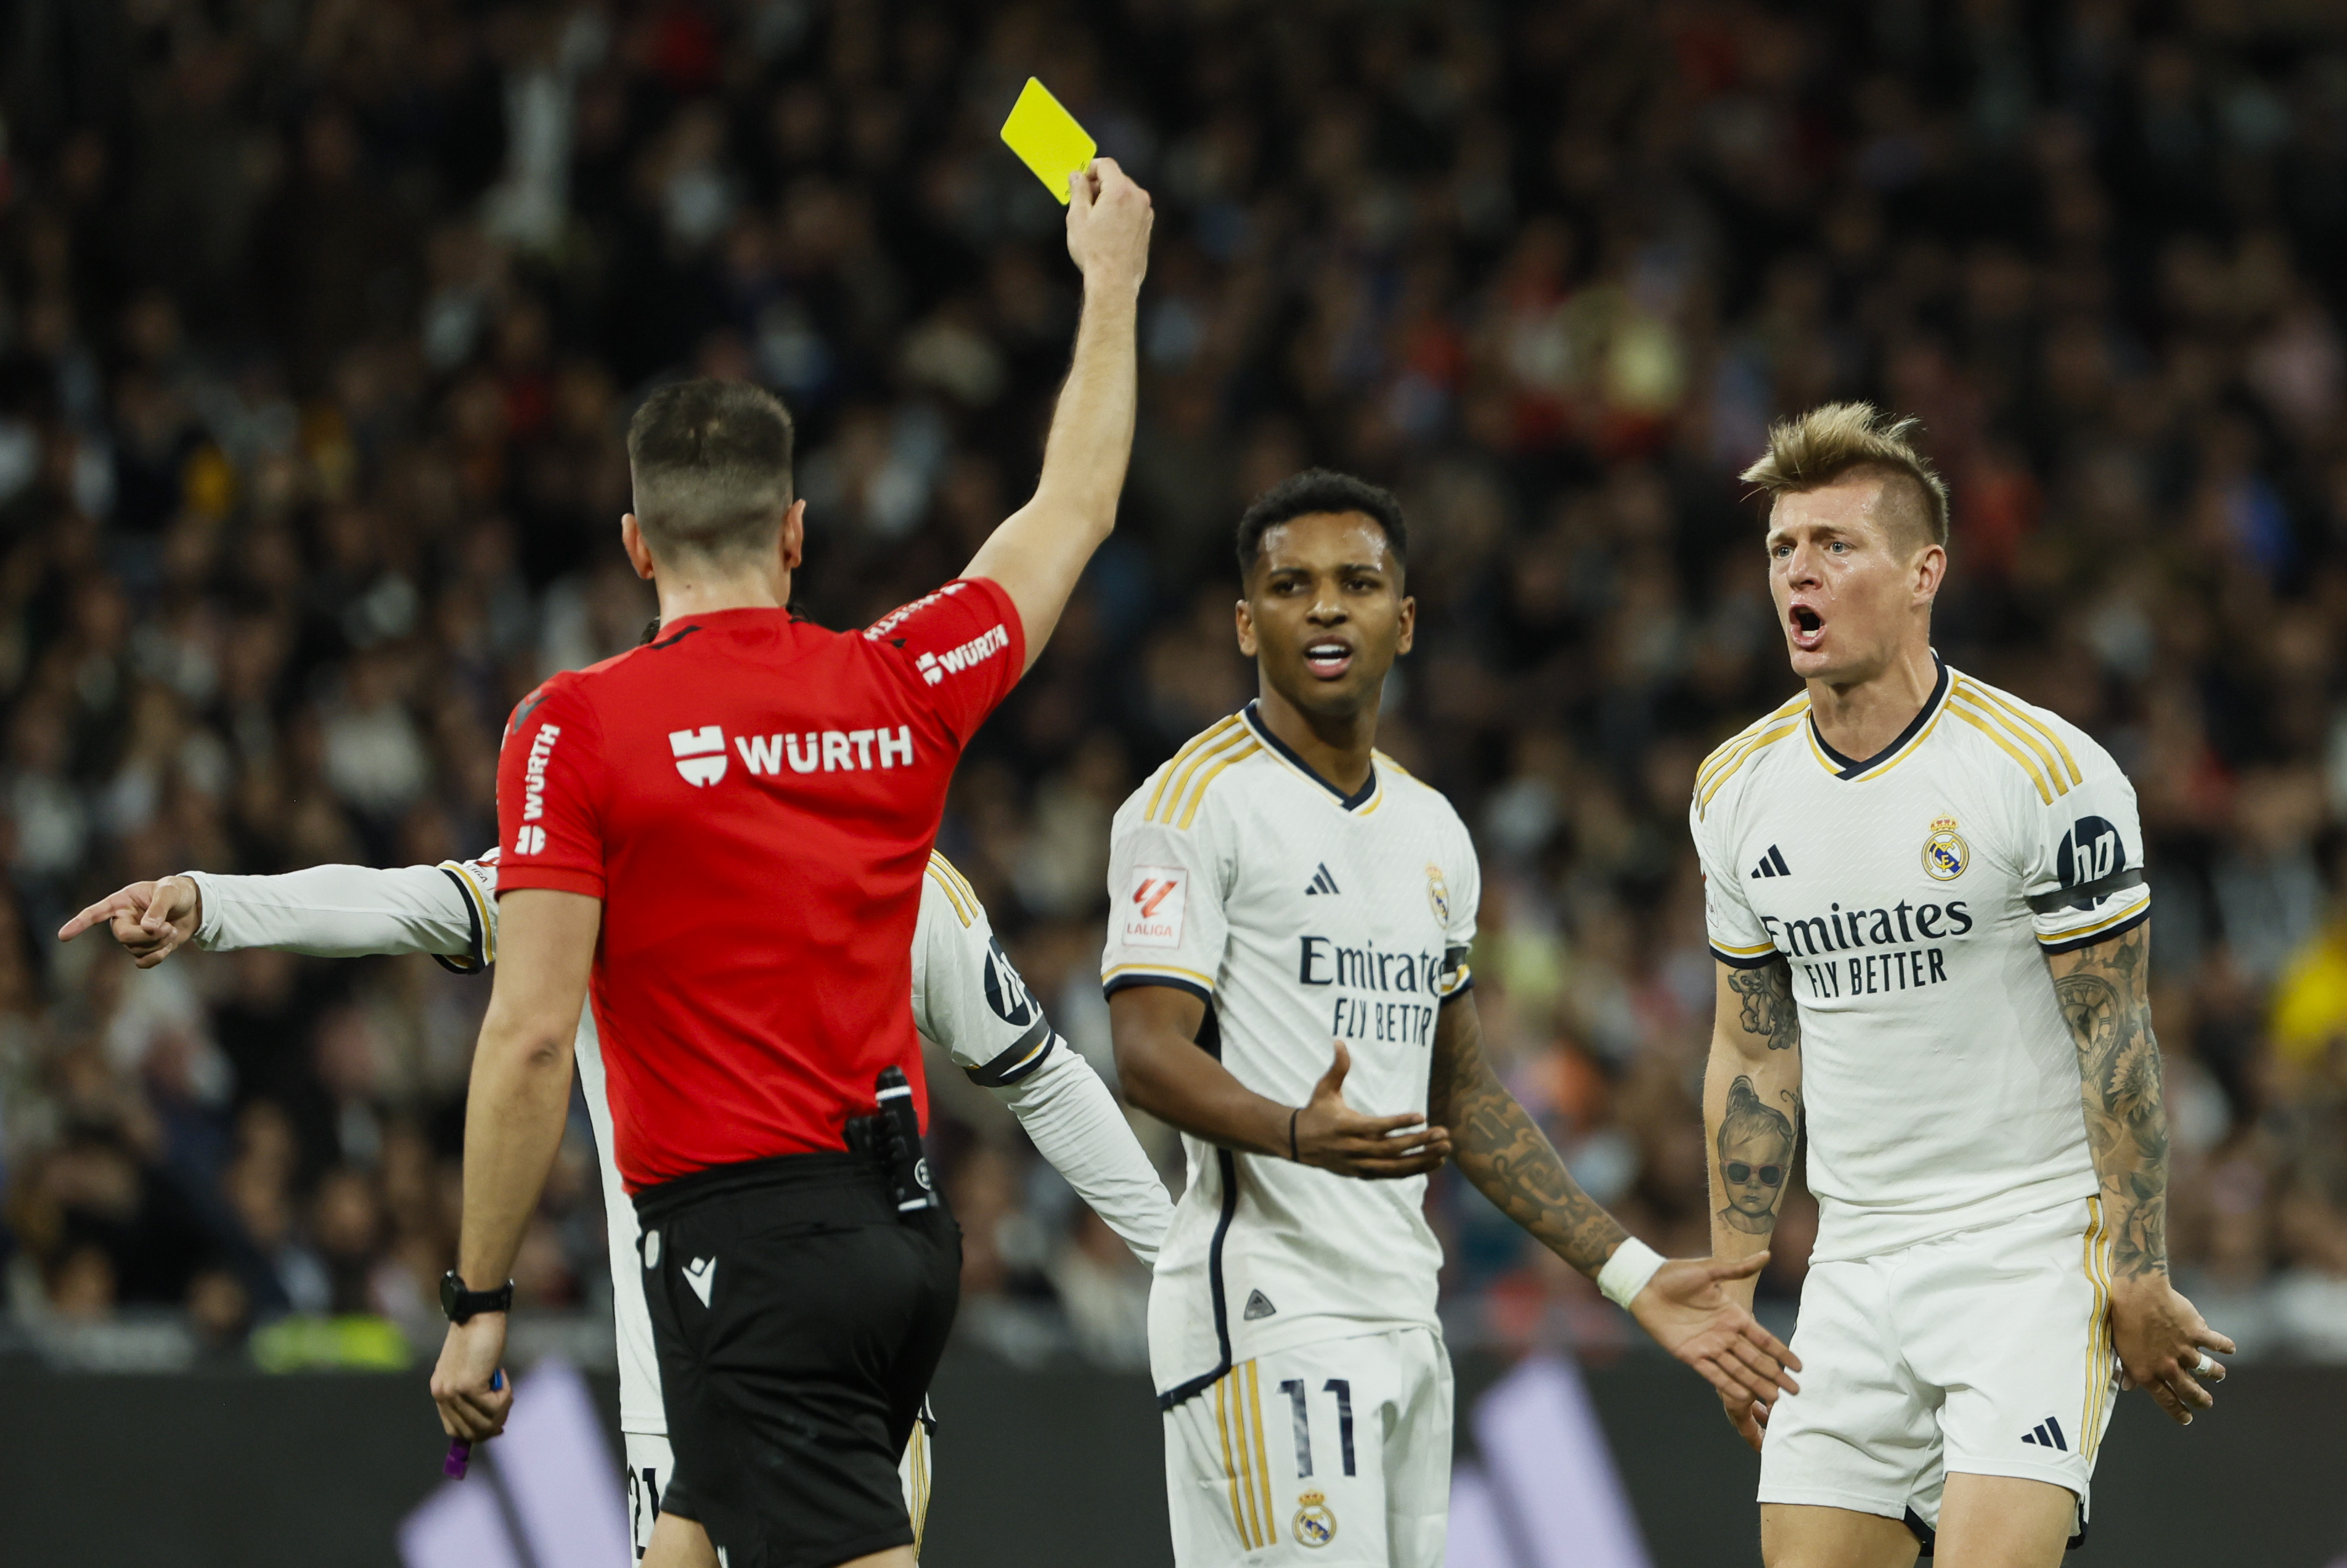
[961,158,1151,667]
[428,887,600,1442]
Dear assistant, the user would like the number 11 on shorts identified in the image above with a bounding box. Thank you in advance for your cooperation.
[1279,1378,1355,1477]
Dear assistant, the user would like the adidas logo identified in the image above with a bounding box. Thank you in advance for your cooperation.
[1243,1289,1278,1320]
[2019,1416,2069,1452]
[1305,864,1341,896]
[1750,845,1792,879]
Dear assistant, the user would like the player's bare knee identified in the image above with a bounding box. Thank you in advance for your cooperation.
[1760,1505,1921,1568]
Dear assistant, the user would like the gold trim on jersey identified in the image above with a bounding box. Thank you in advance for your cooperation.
[1953,681,2073,799]
[1713,936,1780,958]
[2036,899,2147,947]
[1207,1362,1281,1550]
[923,852,978,927]
[439,860,497,965]
[1949,701,2055,804]
[1696,716,1806,816]
[1174,743,1263,830]
[1960,679,2083,787]
[1808,697,1950,784]
[907,1418,931,1553]
[1246,1360,1278,1546]
[1697,693,1811,793]
[2083,1196,2113,1461]
[1146,717,1246,823]
[1101,961,1217,990]
[1240,705,1383,817]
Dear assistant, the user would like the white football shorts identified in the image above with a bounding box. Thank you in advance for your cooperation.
[1162,1326,1451,1567]
[1758,1196,2121,1535]
[623,1411,933,1560]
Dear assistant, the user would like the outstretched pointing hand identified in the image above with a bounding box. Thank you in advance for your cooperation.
[1628,1250,1801,1445]
[57,875,203,968]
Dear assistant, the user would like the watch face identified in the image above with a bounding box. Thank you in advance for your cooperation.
[439,1271,463,1320]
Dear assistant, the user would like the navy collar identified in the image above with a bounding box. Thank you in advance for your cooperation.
[1810,655,1950,778]
[1241,700,1378,811]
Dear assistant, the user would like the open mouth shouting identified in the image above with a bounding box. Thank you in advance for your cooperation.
[1302,637,1356,679]
[1788,601,1826,653]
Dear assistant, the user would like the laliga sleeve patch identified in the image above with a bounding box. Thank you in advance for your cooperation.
[1122,867,1187,948]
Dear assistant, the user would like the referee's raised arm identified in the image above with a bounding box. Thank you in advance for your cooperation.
[964,157,1153,668]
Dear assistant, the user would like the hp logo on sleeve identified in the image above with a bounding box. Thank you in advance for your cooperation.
[2055,816,2125,910]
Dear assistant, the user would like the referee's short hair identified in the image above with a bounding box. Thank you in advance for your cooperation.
[628,379,796,563]
[1235,469,1408,582]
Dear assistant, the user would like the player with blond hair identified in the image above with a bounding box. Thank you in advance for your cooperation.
[1694,403,2233,1567]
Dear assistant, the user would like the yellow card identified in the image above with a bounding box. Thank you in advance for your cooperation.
[1000,77,1097,205]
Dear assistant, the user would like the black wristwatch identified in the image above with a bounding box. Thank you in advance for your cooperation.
[440,1270,515,1324]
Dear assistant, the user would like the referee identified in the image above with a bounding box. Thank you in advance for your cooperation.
[429,160,1153,1568]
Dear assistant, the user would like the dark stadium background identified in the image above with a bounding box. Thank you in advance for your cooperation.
[0,1,2343,1563]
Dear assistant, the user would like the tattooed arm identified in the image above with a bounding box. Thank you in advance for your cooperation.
[2046,922,2234,1424]
[1702,957,1806,1450]
[1704,959,1805,1280]
[1429,993,1798,1408]
[1427,989,1625,1271]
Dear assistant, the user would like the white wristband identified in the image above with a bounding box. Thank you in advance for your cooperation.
[1597,1238,1665,1309]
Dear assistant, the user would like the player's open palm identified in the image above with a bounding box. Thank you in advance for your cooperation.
[1292,1040,1452,1180]
[57,875,202,967]
[2110,1274,2233,1424]
[1628,1252,1801,1418]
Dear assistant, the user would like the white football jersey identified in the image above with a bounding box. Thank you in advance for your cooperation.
[1101,701,1479,1405]
[194,846,1145,1435]
[1692,659,2151,1264]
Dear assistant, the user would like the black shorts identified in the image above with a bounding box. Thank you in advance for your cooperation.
[636,1151,960,1568]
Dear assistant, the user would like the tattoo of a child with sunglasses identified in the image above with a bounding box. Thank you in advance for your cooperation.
[1717,1074,1799,1235]
[1728,958,1800,1051]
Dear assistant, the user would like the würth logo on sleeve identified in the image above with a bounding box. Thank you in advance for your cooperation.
[863,582,966,641]
[1122,867,1186,947]
[520,724,561,823]
[913,623,1010,687]
[669,725,729,786]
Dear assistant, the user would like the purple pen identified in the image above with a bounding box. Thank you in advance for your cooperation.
[443,1368,505,1479]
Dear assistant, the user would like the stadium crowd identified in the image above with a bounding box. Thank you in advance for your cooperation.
[3,0,2347,1370]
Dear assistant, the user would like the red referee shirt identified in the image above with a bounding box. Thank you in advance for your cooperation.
[494,579,1024,1193]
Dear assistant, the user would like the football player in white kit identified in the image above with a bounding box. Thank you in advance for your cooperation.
[1695,404,2235,1568]
[1105,470,1804,1568]
[62,847,1173,1558]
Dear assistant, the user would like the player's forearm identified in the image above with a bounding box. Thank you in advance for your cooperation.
[2050,925,2169,1280]
[1704,958,1805,1302]
[1431,998,1626,1276]
[1114,1026,1293,1159]
[1702,1028,1800,1302]
[995,1046,1174,1267]
[455,1016,575,1285]
[188,864,478,958]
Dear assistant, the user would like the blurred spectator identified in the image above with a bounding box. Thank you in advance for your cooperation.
[2,0,2346,1368]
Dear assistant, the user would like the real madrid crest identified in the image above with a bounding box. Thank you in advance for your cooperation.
[1293,1490,1337,1548]
[1922,814,1968,881]
[1426,863,1451,925]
